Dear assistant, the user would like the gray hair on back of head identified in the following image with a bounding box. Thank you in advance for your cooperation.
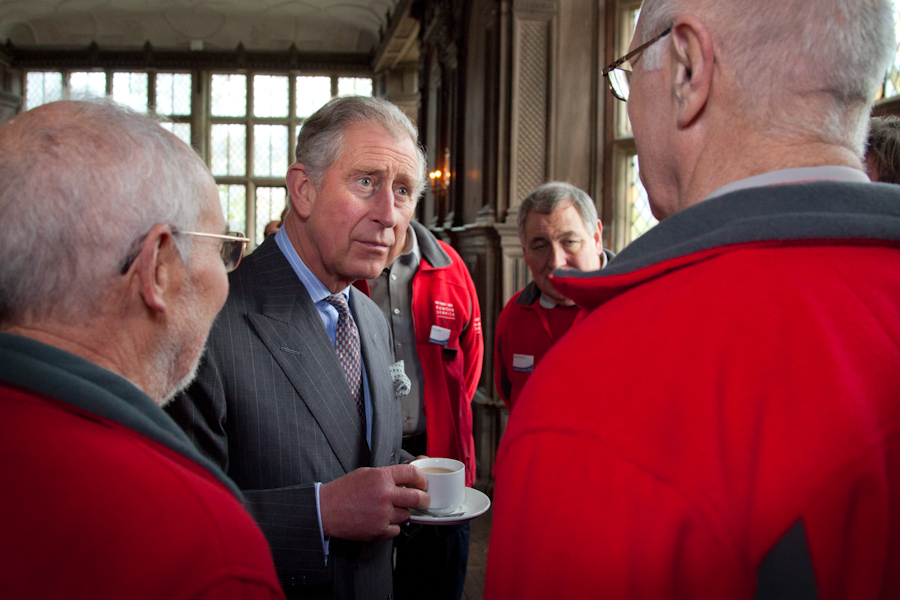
[865,115,900,184]
[294,95,427,200]
[637,0,895,156]
[517,181,599,241]
[0,98,214,327]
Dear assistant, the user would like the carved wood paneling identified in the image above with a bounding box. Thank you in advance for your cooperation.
[509,14,551,217]
[453,223,502,492]
[453,225,498,389]
[513,19,548,202]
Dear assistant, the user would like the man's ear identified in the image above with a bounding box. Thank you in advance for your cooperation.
[286,163,316,220]
[670,16,715,129]
[593,220,603,252]
[136,223,180,314]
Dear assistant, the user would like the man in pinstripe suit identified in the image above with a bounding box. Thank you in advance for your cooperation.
[167,96,430,599]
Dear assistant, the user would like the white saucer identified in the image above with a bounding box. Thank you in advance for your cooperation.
[409,487,491,525]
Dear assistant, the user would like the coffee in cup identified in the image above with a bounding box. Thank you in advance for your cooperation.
[420,466,455,474]
[411,457,465,515]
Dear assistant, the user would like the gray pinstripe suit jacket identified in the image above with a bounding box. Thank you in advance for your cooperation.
[167,235,404,600]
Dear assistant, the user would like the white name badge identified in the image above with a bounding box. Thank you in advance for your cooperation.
[429,325,451,346]
[512,354,534,373]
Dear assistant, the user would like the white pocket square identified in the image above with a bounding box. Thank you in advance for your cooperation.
[390,360,412,398]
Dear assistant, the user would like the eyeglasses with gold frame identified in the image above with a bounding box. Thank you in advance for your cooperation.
[602,25,673,102]
[119,229,248,274]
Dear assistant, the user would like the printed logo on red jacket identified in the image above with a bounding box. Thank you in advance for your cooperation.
[434,300,457,329]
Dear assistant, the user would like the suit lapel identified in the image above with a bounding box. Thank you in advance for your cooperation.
[246,240,366,474]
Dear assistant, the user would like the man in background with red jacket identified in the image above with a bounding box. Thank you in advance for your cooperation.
[494,181,613,412]
[364,219,483,600]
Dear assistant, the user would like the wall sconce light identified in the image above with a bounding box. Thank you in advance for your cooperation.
[429,148,451,197]
[429,168,449,196]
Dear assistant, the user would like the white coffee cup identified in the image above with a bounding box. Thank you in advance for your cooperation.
[411,457,465,515]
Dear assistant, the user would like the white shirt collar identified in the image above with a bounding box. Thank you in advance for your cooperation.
[538,293,558,309]
[706,166,870,201]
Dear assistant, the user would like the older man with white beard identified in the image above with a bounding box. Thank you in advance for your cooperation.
[0,99,283,599]
[486,0,900,598]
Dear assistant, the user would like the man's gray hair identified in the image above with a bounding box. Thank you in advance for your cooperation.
[294,95,427,200]
[865,115,900,184]
[517,181,599,241]
[0,98,213,327]
[638,0,895,156]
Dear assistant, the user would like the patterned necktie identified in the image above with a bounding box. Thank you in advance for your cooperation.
[325,294,364,422]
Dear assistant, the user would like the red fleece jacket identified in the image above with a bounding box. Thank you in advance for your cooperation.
[486,182,900,599]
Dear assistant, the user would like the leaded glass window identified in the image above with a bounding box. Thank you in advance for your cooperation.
[338,77,373,98]
[160,122,192,147]
[255,187,288,243]
[156,74,192,116]
[254,125,289,177]
[218,184,247,234]
[211,74,247,117]
[627,155,657,241]
[25,72,63,110]
[876,6,900,99]
[296,76,332,117]
[22,68,372,249]
[112,72,148,112]
[211,124,247,176]
[70,72,106,99]
[254,75,289,118]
